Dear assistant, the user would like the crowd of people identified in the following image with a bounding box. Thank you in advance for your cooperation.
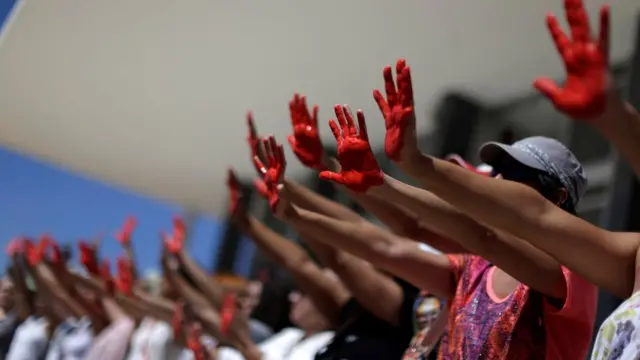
[2,0,640,359]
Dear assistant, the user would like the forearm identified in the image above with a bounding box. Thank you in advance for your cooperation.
[172,278,213,316]
[133,290,175,320]
[594,98,640,177]
[33,265,88,318]
[239,215,311,270]
[350,191,466,253]
[9,265,34,318]
[406,152,637,297]
[381,189,567,296]
[282,178,363,222]
[287,215,402,322]
[124,247,138,280]
[178,252,225,309]
[287,207,454,298]
[238,216,346,323]
[372,175,492,252]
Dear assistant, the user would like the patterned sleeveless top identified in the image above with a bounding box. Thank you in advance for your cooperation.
[438,255,546,360]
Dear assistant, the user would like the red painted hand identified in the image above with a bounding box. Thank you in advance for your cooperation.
[78,241,100,275]
[24,239,42,267]
[115,256,133,296]
[172,301,184,340]
[100,259,115,295]
[187,323,207,360]
[319,105,383,192]
[115,216,137,247]
[287,93,325,169]
[221,293,238,336]
[164,216,186,255]
[253,136,286,212]
[41,236,63,267]
[534,0,610,119]
[246,112,263,159]
[252,178,269,199]
[5,237,24,257]
[373,59,416,161]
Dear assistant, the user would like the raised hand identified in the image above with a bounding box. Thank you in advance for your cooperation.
[534,0,610,119]
[319,105,383,192]
[172,301,185,340]
[253,136,286,212]
[115,256,133,296]
[221,293,238,336]
[373,59,417,161]
[288,93,325,169]
[100,259,115,295]
[115,216,137,247]
[163,216,186,255]
[40,235,63,268]
[246,112,266,161]
[6,237,24,258]
[187,323,209,360]
[78,240,100,275]
[24,239,43,267]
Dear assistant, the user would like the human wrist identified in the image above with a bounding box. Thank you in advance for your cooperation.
[591,91,634,135]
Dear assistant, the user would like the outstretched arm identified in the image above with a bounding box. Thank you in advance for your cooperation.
[284,173,465,254]
[280,202,455,300]
[162,253,224,340]
[404,154,636,298]
[253,137,413,324]
[228,170,348,324]
[163,217,227,310]
[284,94,464,253]
[533,1,640,179]
[319,102,567,299]
[177,250,226,310]
[115,218,139,281]
[368,174,566,299]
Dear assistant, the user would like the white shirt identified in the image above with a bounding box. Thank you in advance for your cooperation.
[178,336,217,360]
[6,316,49,360]
[217,328,334,360]
[591,290,640,359]
[45,317,93,360]
[126,317,183,360]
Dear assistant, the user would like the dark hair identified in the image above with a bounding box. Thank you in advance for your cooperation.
[60,245,73,263]
[250,280,295,333]
[534,171,576,215]
[494,162,576,215]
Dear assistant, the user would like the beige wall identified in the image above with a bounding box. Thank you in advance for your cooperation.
[0,0,637,216]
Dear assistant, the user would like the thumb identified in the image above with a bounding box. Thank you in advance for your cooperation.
[253,178,269,198]
[287,135,297,150]
[319,171,345,185]
[533,77,561,101]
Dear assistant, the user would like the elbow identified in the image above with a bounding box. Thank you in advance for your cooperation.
[514,189,553,228]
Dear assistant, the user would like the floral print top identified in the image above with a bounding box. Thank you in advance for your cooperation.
[592,291,640,360]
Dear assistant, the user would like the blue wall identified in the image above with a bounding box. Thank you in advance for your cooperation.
[0,147,225,273]
[0,0,17,32]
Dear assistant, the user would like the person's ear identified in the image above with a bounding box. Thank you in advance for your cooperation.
[556,188,568,206]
